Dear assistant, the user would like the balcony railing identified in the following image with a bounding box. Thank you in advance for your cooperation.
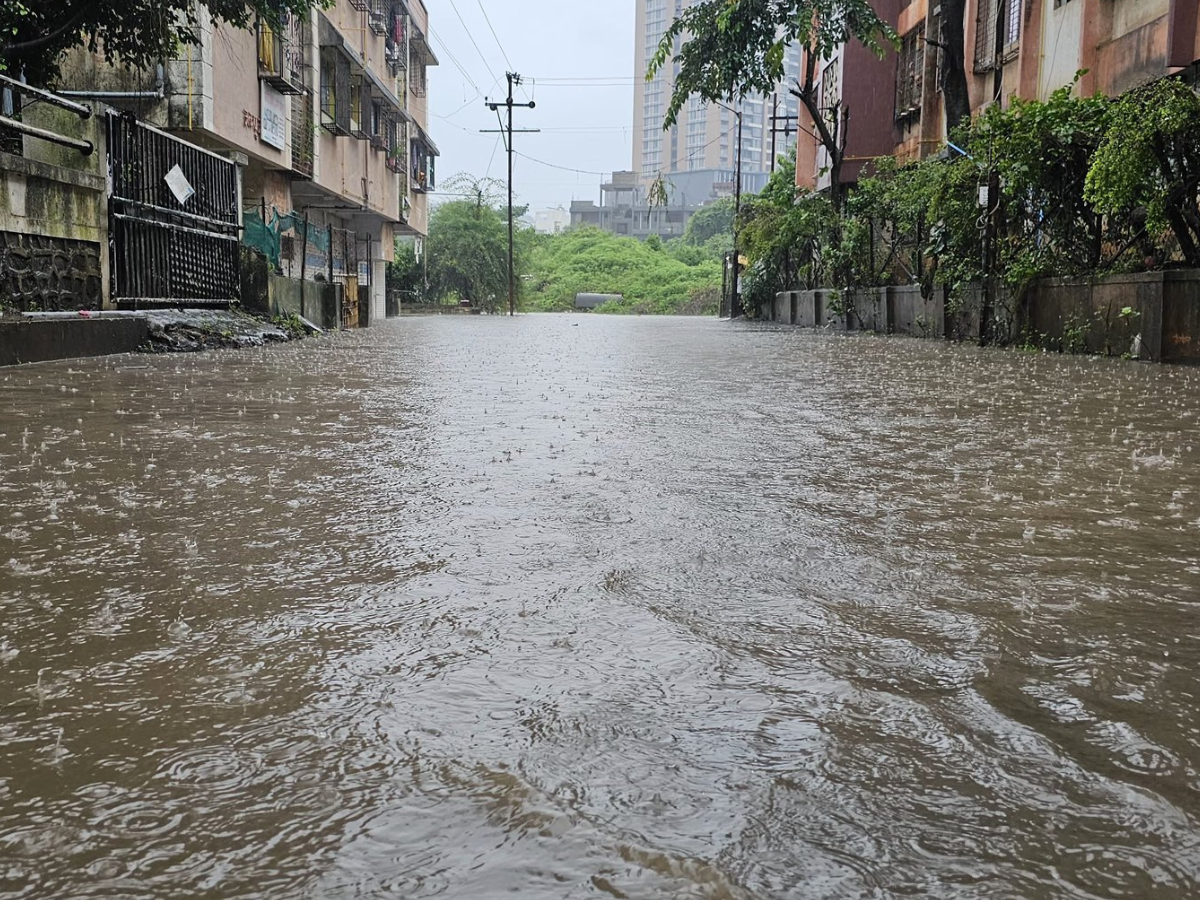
[257,19,305,95]
[368,0,389,35]
[291,91,315,179]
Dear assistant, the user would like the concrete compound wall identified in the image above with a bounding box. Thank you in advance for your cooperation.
[769,270,1200,363]
[1027,270,1200,362]
[239,250,344,331]
[0,148,107,312]
[265,275,343,332]
[0,316,149,366]
[771,285,943,337]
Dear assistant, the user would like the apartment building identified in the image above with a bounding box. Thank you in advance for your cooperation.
[796,0,1200,191]
[52,0,437,323]
[632,0,802,196]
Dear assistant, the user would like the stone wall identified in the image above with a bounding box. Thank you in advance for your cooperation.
[1,120,108,311]
[1,231,103,312]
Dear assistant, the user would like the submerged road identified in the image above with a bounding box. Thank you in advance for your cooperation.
[2,315,1200,899]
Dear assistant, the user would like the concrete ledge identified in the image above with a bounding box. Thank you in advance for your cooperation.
[0,151,107,193]
[0,316,149,366]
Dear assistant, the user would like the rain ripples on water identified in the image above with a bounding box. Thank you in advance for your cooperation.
[1,316,1199,899]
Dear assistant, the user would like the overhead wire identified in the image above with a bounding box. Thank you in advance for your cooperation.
[476,0,513,71]
[445,0,498,84]
[514,151,609,177]
[428,27,484,97]
[485,134,502,178]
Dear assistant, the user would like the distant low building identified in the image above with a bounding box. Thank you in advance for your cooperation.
[534,207,570,235]
[569,168,763,242]
[569,171,700,241]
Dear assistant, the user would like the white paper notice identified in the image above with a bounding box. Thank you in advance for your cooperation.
[165,164,195,205]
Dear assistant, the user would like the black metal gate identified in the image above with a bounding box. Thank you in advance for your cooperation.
[107,113,239,307]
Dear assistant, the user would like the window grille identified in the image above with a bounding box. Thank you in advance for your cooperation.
[975,0,1021,72]
[895,22,925,121]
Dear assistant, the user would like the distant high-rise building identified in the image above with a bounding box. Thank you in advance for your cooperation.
[631,0,801,199]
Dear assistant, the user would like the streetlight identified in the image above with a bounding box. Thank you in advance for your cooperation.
[715,99,744,318]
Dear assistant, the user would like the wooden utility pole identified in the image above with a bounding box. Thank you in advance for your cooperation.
[484,73,536,316]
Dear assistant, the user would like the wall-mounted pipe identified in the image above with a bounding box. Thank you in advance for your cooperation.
[58,90,164,100]
[0,114,94,155]
[59,63,165,101]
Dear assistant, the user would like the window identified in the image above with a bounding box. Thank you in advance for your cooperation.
[974,0,1021,72]
[319,47,351,135]
[349,76,369,139]
[895,23,925,122]
[820,57,840,122]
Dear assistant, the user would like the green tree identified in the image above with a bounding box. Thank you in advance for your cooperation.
[442,173,506,212]
[681,197,735,248]
[387,240,424,305]
[1,0,325,83]
[1086,78,1200,267]
[738,158,836,315]
[426,197,523,314]
[650,0,895,212]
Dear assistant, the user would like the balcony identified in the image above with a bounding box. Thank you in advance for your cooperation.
[291,91,315,179]
[368,0,390,35]
[319,46,352,136]
[257,19,305,95]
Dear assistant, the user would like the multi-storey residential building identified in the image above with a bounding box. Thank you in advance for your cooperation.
[51,0,437,323]
[632,0,802,196]
[796,0,1200,191]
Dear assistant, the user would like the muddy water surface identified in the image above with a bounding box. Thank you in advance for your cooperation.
[2,316,1200,899]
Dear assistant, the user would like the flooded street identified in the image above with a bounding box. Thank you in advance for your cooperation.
[3,315,1200,899]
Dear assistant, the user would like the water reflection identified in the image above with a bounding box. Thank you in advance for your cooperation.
[2,318,1199,898]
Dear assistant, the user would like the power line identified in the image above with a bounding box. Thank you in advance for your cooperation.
[446,0,498,84]
[686,123,735,164]
[485,134,502,179]
[476,0,513,71]
[427,28,483,96]
[527,82,636,89]
[514,151,607,177]
[529,76,637,82]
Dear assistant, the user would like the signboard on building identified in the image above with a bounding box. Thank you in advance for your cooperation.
[260,84,287,151]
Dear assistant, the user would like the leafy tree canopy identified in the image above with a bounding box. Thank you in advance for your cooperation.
[681,197,736,248]
[1085,78,1200,266]
[426,197,528,314]
[1,0,326,82]
[648,0,894,129]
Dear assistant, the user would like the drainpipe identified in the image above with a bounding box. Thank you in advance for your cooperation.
[59,64,166,100]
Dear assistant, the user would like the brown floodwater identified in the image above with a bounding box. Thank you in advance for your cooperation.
[1,315,1199,899]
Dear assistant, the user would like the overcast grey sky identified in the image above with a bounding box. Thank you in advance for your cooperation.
[427,1,637,213]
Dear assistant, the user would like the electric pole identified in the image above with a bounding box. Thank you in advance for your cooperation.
[769,93,799,173]
[716,99,745,318]
[732,107,743,318]
[484,73,536,316]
